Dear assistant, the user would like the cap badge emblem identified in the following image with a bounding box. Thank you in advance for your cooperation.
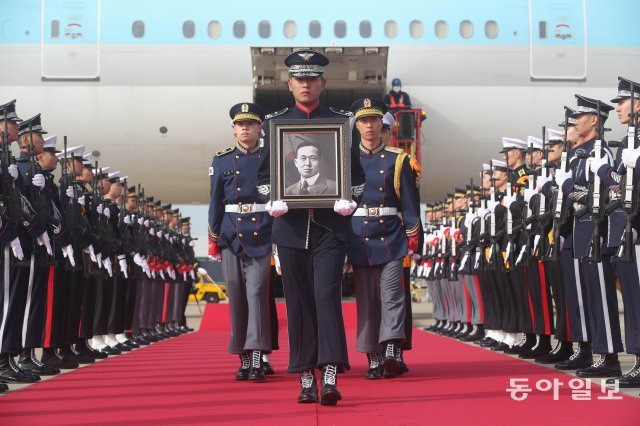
[241,104,249,112]
[363,98,371,108]
[298,52,315,62]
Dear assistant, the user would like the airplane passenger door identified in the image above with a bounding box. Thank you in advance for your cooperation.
[529,0,587,80]
[41,0,101,80]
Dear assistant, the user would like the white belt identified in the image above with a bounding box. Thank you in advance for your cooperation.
[353,207,398,217]
[224,203,267,214]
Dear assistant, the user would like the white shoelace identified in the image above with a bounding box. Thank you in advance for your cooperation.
[395,346,403,362]
[591,354,606,368]
[251,350,261,368]
[30,350,45,367]
[323,365,337,386]
[9,357,21,373]
[240,353,250,369]
[569,346,582,361]
[385,343,395,359]
[368,353,380,368]
[300,370,315,388]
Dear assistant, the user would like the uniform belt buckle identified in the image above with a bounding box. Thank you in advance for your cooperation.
[241,204,252,214]
[368,207,380,217]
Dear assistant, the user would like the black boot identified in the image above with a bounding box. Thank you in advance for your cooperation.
[576,353,622,378]
[424,320,441,332]
[298,369,318,403]
[513,333,536,356]
[535,340,573,364]
[262,355,275,376]
[395,345,409,374]
[479,337,499,348]
[70,344,95,364]
[0,355,40,383]
[320,364,342,406]
[365,353,383,379]
[59,345,84,364]
[0,383,7,392]
[382,341,401,378]
[248,350,265,381]
[555,342,593,370]
[606,355,640,388]
[77,339,108,359]
[462,324,485,342]
[18,349,60,376]
[236,352,250,381]
[41,348,78,369]
[520,335,552,359]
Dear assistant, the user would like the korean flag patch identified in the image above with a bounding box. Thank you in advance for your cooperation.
[209,167,214,176]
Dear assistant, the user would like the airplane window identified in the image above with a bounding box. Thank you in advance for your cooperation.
[258,20,271,38]
[233,20,245,38]
[283,20,297,39]
[132,20,144,38]
[484,20,498,39]
[460,20,473,39]
[208,21,221,39]
[359,20,371,38]
[409,20,423,39]
[183,20,195,38]
[434,20,448,38]
[309,20,321,38]
[334,20,347,38]
[51,20,60,38]
[384,20,397,38]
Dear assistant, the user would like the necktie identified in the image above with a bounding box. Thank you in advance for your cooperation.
[300,180,309,195]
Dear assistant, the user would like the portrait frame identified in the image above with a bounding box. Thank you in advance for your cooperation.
[270,118,352,208]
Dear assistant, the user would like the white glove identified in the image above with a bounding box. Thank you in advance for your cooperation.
[524,188,537,204]
[197,267,208,276]
[159,269,165,280]
[477,207,489,218]
[554,168,573,188]
[333,199,357,216]
[503,194,516,209]
[61,244,76,267]
[103,207,110,219]
[622,148,640,169]
[189,240,195,247]
[77,195,85,206]
[9,237,24,260]
[96,252,102,268]
[142,259,151,277]
[137,217,144,226]
[536,175,552,192]
[36,231,53,256]
[118,257,128,278]
[96,204,103,214]
[7,164,18,181]
[589,155,609,175]
[208,253,221,262]
[487,200,499,213]
[169,268,176,280]
[151,270,156,279]
[149,228,155,236]
[32,173,45,190]
[133,252,142,266]
[266,200,289,217]
[157,230,163,239]
[144,219,149,227]
[103,257,113,277]
[257,185,270,195]
[190,270,195,279]
[124,215,131,225]
[83,244,97,263]
[65,186,75,199]
[464,212,477,228]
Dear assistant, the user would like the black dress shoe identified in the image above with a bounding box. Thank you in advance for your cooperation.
[320,365,342,406]
[382,342,401,378]
[298,369,318,403]
[41,349,79,369]
[555,342,593,370]
[479,337,498,348]
[262,361,275,375]
[535,341,573,364]
[491,342,509,352]
[365,353,383,379]
[18,349,60,376]
[0,356,41,383]
[248,350,265,381]
[394,345,408,374]
[576,354,622,378]
[59,346,81,364]
[606,356,640,388]
[520,335,552,359]
[100,346,121,356]
[236,352,250,381]
[248,367,265,381]
[113,343,132,352]
[77,340,108,359]
[504,345,523,355]
[0,383,7,392]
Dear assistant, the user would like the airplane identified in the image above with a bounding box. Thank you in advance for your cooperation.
[1,0,639,251]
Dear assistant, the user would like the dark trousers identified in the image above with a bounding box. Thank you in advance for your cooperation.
[510,267,534,334]
[23,264,52,349]
[93,275,111,336]
[543,260,570,341]
[108,276,126,334]
[123,278,138,331]
[267,269,279,350]
[49,262,71,348]
[613,245,640,354]
[0,249,33,355]
[525,259,554,336]
[277,224,349,373]
[477,270,497,330]
[78,275,95,340]
[580,256,623,354]
[491,269,516,332]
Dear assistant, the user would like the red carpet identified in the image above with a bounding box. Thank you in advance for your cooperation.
[0,302,638,425]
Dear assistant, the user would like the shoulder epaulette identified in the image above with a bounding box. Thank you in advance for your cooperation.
[265,108,289,120]
[384,146,405,154]
[329,107,353,117]
[215,147,234,157]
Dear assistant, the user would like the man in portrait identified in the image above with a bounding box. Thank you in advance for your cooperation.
[285,140,337,195]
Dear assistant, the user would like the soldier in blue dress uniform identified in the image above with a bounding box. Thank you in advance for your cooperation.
[208,102,273,382]
[256,50,365,405]
[347,98,421,379]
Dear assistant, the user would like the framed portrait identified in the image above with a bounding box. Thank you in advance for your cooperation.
[270,118,352,208]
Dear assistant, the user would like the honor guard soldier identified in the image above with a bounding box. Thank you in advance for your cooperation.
[347,98,421,379]
[553,95,621,377]
[591,77,640,387]
[208,102,273,382]
[256,50,365,405]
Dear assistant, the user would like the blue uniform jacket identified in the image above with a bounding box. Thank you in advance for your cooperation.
[209,143,272,258]
[347,144,421,266]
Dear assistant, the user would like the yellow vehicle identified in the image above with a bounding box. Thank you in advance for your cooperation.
[189,271,228,304]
